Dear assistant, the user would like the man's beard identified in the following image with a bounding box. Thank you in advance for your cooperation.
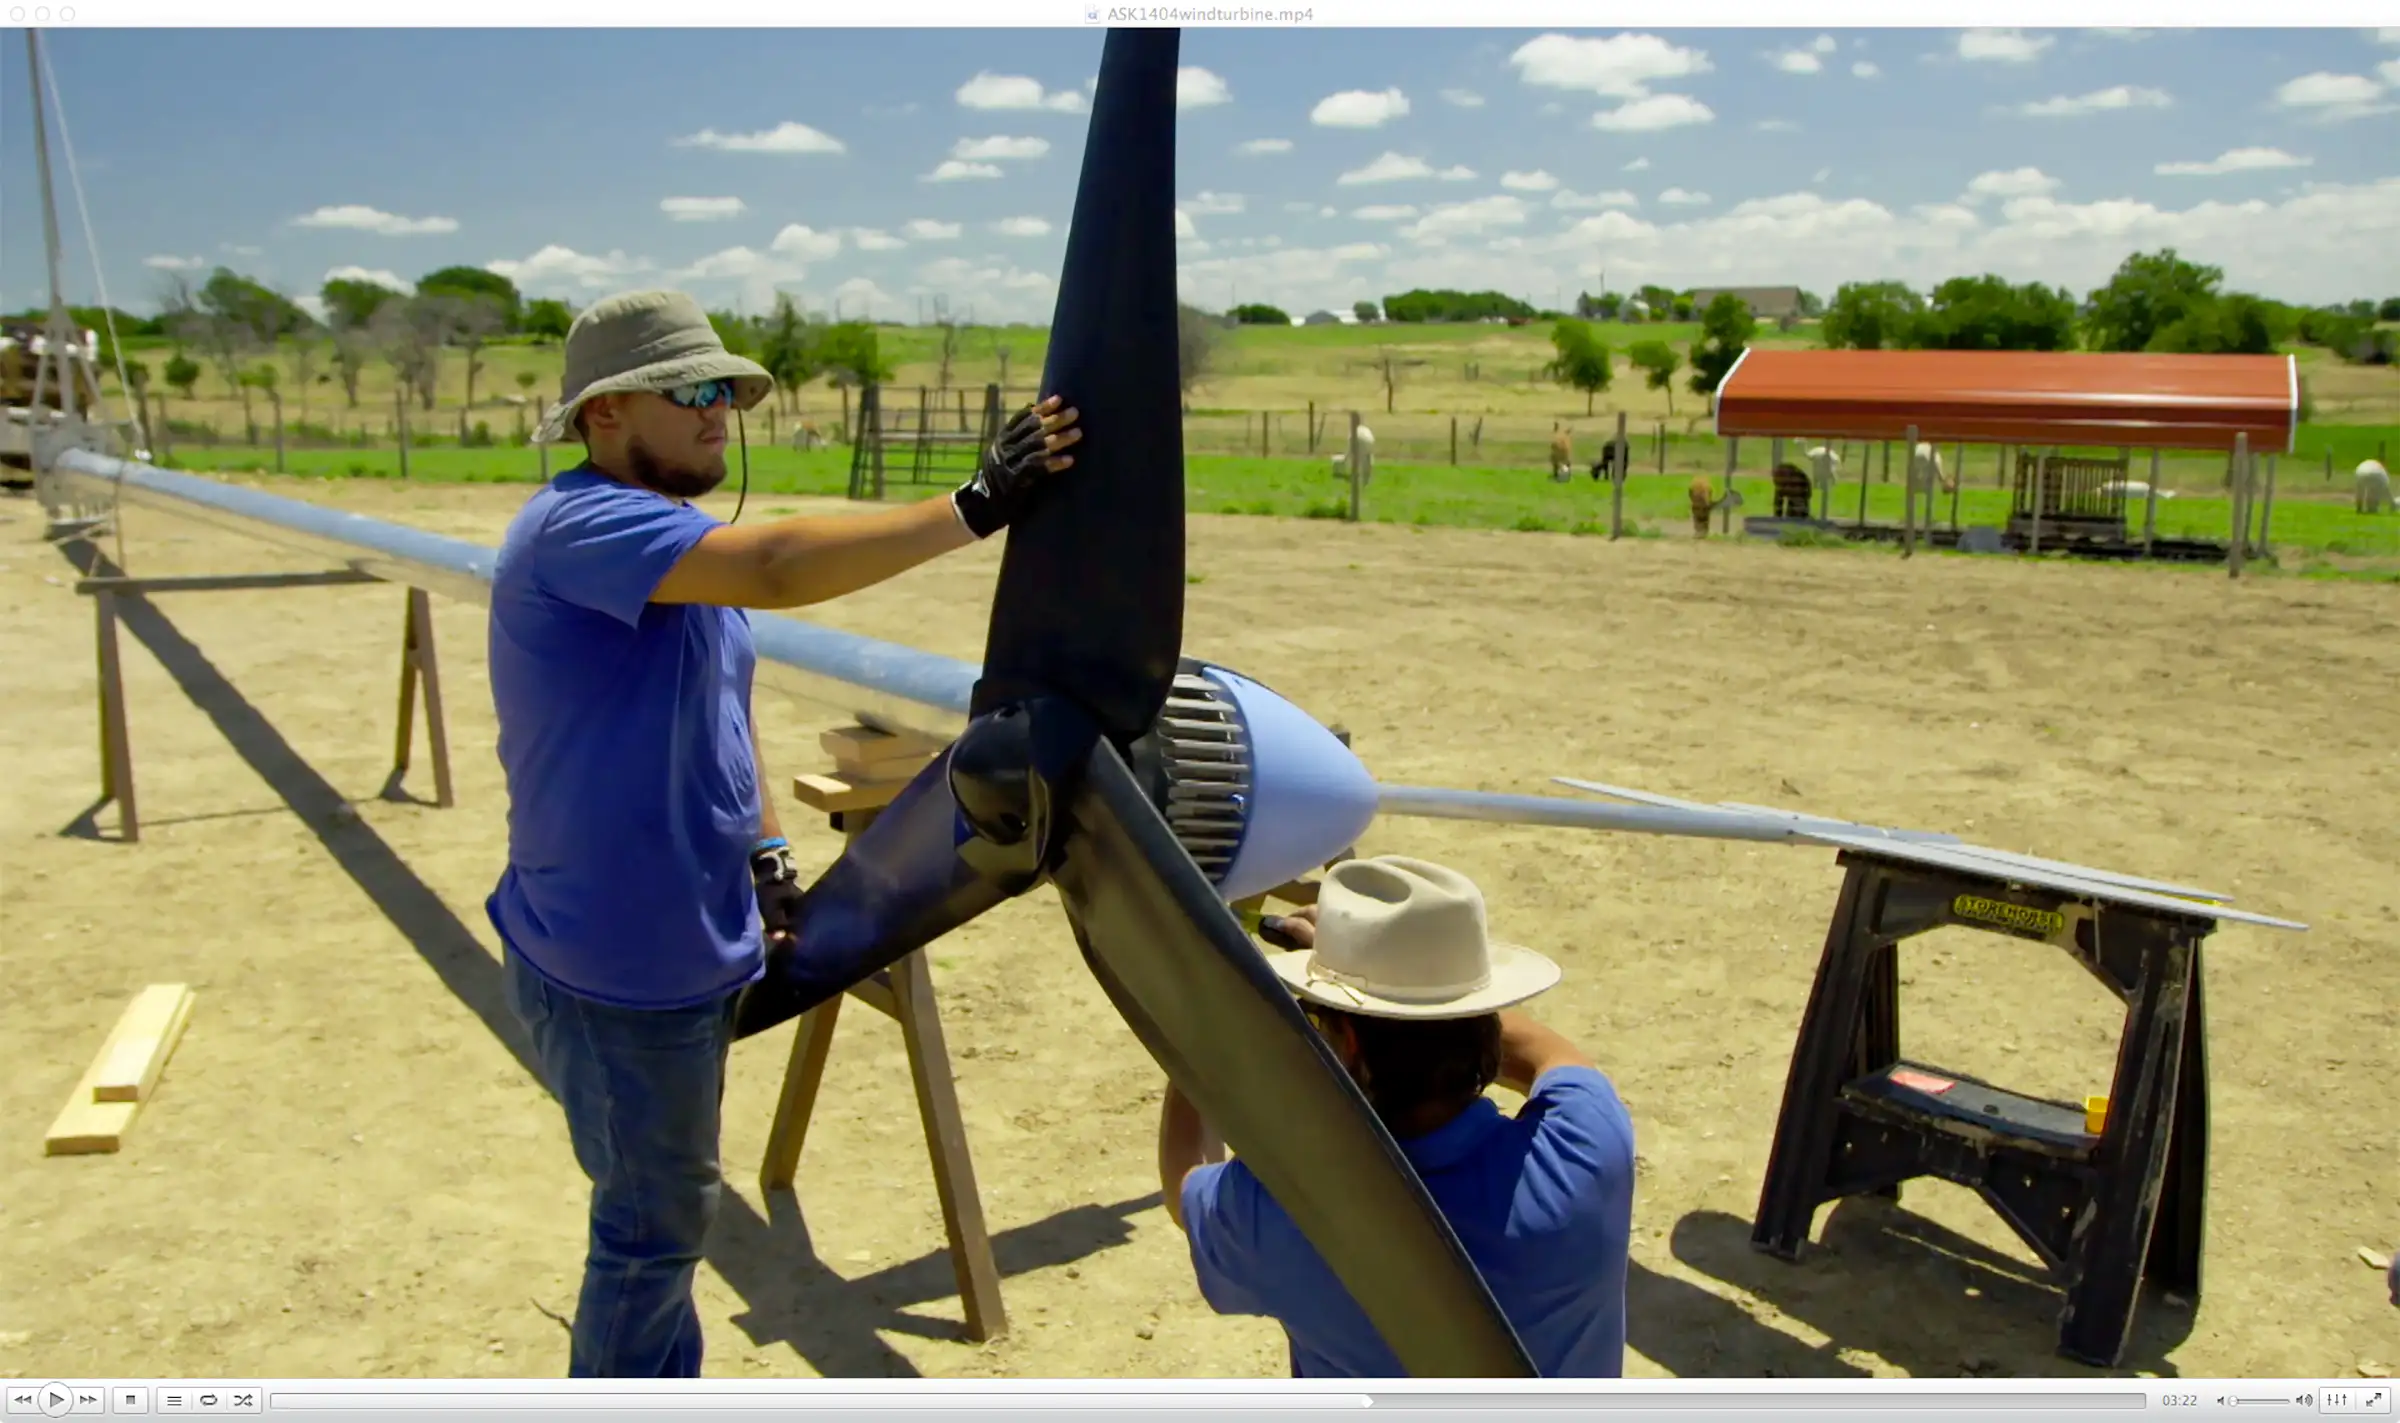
[626,435,727,500]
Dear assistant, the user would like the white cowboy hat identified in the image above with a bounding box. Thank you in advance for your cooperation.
[532,288,775,445]
[1265,855,1561,1020]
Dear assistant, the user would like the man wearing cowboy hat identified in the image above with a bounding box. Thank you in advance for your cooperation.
[1159,855,1637,1377]
[486,289,1080,1377]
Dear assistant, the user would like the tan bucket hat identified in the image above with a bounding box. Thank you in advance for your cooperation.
[533,288,775,445]
[1264,855,1561,1020]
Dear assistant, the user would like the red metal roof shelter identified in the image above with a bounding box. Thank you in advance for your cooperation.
[1713,349,2298,454]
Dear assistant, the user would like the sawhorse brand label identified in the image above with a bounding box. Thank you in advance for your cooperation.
[1952,894,2066,938]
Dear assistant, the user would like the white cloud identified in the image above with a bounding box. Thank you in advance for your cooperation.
[951,135,1050,161]
[1178,66,1232,109]
[2155,147,2313,177]
[1811,35,1836,53]
[1284,200,1319,214]
[291,204,459,236]
[322,265,411,292]
[1623,156,1651,172]
[1551,188,1640,210]
[1659,187,1711,206]
[1174,208,1199,240]
[485,245,650,296]
[1236,137,1293,155]
[1852,61,1881,78]
[1351,204,1420,221]
[1957,29,2053,63]
[851,227,907,251]
[1756,118,1799,132]
[1770,48,1823,75]
[907,256,1057,324]
[1311,87,1411,127]
[660,196,746,222]
[828,277,895,320]
[1508,32,1712,98]
[2376,27,2400,41]
[142,254,205,272]
[1593,94,1715,131]
[673,121,845,154]
[1403,195,1529,244]
[1813,166,1833,184]
[2018,85,2173,117]
[1183,190,1245,215]
[2381,57,2400,86]
[768,224,842,261]
[923,159,1003,182]
[1336,152,1437,184]
[1440,88,1485,107]
[954,72,1084,112]
[904,219,962,241]
[2274,71,2394,121]
[1964,167,2061,201]
[992,216,1053,237]
[1500,169,1560,191]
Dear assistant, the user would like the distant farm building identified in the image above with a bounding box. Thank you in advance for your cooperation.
[1689,286,1806,320]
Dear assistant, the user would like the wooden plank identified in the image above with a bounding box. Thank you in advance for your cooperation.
[46,984,194,1155]
[791,771,914,815]
[820,724,944,770]
[759,996,843,1195]
[92,984,196,1103]
[891,950,1008,1341]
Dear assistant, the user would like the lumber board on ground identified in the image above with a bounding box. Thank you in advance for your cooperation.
[45,984,194,1156]
[93,984,197,1103]
[792,771,920,815]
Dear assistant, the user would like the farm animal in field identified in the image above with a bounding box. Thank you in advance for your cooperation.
[1550,424,1575,482]
[2099,479,2176,502]
[1329,423,1376,484]
[1687,476,1743,537]
[1770,461,1813,519]
[790,420,824,451]
[1907,441,1956,498]
[2357,460,2393,514]
[1589,439,1621,483]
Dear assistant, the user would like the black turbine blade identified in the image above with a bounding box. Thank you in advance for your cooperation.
[972,26,1186,746]
[732,747,1011,1039]
[1052,738,1538,1378]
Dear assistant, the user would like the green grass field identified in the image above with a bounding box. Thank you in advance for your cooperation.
[158,440,2400,581]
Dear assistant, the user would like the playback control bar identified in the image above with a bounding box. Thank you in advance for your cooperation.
[4,1380,2393,1421]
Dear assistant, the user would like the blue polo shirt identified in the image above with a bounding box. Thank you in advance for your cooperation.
[1180,1065,1636,1378]
[484,466,766,1010]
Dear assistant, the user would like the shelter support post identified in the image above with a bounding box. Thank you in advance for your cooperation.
[768,732,1007,1342]
[1949,443,1964,533]
[1901,424,1919,559]
[2143,450,2160,557]
[1347,411,1364,523]
[2228,434,2250,580]
[1750,848,2211,1369]
[70,566,442,842]
[2256,455,2278,561]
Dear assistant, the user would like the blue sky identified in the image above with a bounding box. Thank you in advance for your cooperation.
[3,26,2395,324]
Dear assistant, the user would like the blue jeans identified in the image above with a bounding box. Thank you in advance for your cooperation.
[504,947,740,1377]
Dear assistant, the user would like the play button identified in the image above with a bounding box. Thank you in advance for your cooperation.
[37,1385,70,1419]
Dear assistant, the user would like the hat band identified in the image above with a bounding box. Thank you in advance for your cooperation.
[1304,956,1494,1005]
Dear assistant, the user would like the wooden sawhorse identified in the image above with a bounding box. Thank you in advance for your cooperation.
[76,566,453,842]
[759,724,1007,1341]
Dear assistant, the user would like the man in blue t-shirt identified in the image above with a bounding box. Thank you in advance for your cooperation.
[1159,854,1637,1377]
[488,289,1081,1377]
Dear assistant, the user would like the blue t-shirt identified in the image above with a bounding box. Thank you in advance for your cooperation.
[1180,1065,1636,1378]
[483,466,766,1010]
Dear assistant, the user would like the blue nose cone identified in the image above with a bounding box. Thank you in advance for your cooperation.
[1201,666,1381,904]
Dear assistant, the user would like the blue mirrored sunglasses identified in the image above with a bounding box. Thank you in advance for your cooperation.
[664,378,737,409]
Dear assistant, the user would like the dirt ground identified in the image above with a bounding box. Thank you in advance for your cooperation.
[3,475,2395,1383]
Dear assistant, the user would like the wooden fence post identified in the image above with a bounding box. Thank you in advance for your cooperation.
[2142,448,2159,557]
[271,389,286,474]
[2228,433,2250,579]
[1609,410,1628,541]
[1348,411,1364,523]
[395,388,411,480]
[1449,415,1458,466]
[1901,424,1919,559]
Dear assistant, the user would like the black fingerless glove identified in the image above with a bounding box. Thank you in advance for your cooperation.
[953,402,1059,539]
[751,839,805,942]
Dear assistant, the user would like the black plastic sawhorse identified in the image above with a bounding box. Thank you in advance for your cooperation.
[1751,847,2209,1368]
